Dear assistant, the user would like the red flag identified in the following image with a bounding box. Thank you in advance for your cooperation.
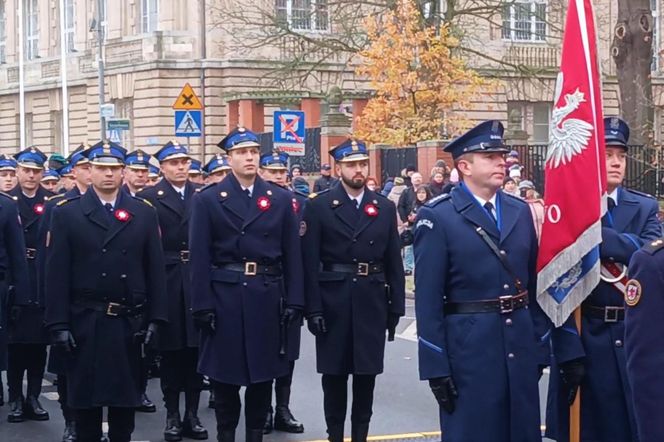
[536,0,606,327]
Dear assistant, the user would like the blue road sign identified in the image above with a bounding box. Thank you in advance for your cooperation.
[273,110,306,156]
[175,110,202,137]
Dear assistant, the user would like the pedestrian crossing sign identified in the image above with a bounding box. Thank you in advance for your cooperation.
[174,110,202,137]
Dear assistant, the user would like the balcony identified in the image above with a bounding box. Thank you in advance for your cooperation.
[502,45,561,71]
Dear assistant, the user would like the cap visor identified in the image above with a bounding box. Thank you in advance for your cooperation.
[336,154,370,163]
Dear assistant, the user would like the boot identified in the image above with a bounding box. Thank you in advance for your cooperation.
[137,392,157,413]
[182,390,208,440]
[351,422,370,442]
[263,407,273,434]
[24,395,49,420]
[274,387,304,433]
[217,430,235,442]
[245,428,263,442]
[62,420,77,442]
[164,390,182,442]
[7,396,24,423]
[0,378,4,406]
[208,390,215,409]
[327,424,344,442]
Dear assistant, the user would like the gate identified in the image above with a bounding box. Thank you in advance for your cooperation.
[379,146,418,184]
[258,128,321,173]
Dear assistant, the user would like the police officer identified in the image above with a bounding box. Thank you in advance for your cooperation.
[203,154,231,184]
[44,141,167,442]
[545,117,661,442]
[41,169,61,193]
[147,165,161,187]
[139,141,208,441]
[624,238,664,441]
[7,147,54,423]
[414,121,550,442]
[0,155,18,192]
[188,159,205,185]
[38,145,92,442]
[258,150,305,435]
[190,127,304,442]
[301,139,405,442]
[123,150,151,197]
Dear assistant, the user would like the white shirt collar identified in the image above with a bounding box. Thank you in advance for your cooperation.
[608,188,619,206]
[345,189,365,206]
[241,184,254,197]
[472,192,497,210]
[171,183,186,195]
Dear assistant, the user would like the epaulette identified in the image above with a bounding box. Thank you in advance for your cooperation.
[132,195,154,208]
[56,195,81,207]
[625,188,656,199]
[424,193,450,208]
[309,189,329,199]
[294,189,309,198]
[642,238,664,255]
[198,183,216,193]
[47,194,65,202]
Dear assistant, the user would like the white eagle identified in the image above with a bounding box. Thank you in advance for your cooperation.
[546,72,594,168]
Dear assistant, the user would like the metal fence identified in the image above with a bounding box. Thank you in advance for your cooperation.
[258,128,322,173]
[380,146,418,184]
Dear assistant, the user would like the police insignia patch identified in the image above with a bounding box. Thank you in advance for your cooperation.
[299,221,307,237]
[416,219,434,230]
[624,279,642,307]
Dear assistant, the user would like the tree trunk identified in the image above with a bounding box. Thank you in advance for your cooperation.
[611,0,654,145]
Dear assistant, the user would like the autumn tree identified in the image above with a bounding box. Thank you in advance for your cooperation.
[353,0,486,146]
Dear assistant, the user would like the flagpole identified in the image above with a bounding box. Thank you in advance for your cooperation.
[58,0,70,156]
[570,308,582,442]
[17,0,26,150]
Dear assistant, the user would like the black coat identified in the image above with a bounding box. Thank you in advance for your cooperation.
[190,175,304,385]
[138,179,199,351]
[44,189,167,408]
[302,184,405,375]
[397,186,416,223]
[0,194,30,370]
[8,185,53,344]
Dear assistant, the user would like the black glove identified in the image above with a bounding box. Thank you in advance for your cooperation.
[307,314,327,336]
[143,322,159,348]
[559,358,585,405]
[51,330,77,353]
[9,305,21,325]
[281,307,302,328]
[429,376,458,414]
[387,313,401,342]
[193,310,216,333]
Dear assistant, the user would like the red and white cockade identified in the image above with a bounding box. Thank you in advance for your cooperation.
[364,204,378,217]
[114,209,131,222]
[257,197,271,211]
[33,204,45,215]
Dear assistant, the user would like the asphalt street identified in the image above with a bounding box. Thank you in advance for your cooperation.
[0,299,552,441]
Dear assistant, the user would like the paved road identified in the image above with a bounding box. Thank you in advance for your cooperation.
[0,299,552,441]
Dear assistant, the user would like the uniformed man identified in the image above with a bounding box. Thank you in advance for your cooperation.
[38,145,91,442]
[44,141,167,442]
[7,147,54,423]
[258,150,305,435]
[58,164,76,193]
[625,238,664,441]
[188,159,205,185]
[203,154,231,184]
[0,155,18,192]
[139,141,208,441]
[40,169,60,193]
[147,165,161,187]
[190,127,304,442]
[123,150,151,196]
[301,139,405,442]
[546,117,661,442]
[414,121,550,442]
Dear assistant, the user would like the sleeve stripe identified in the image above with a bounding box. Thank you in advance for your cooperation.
[418,337,444,354]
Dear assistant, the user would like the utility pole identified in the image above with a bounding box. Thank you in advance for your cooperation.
[59,0,70,155]
[18,0,25,150]
[96,0,106,140]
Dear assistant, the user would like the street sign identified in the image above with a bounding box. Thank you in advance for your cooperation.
[100,103,115,119]
[107,119,130,131]
[172,83,203,110]
[273,110,306,157]
[175,110,202,137]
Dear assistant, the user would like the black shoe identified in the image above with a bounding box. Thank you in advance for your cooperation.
[62,420,77,442]
[263,407,273,434]
[351,422,370,442]
[246,429,263,442]
[327,425,344,442]
[136,393,157,413]
[7,398,24,423]
[182,411,208,440]
[24,395,49,421]
[218,430,235,442]
[0,387,4,406]
[208,390,215,409]
[100,434,109,442]
[164,411,183,442]
[274,406,304,433]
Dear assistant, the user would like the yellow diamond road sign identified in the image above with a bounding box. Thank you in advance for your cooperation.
[173,83,203,110]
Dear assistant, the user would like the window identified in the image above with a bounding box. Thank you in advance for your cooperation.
[0,1,6,63]
[502,0,546,42]
[506,101,550,143]
[275,0,329,32]
[64,0,75,52]
[532,102,551,143]
[25,0,39,60]
[141,0,158,33]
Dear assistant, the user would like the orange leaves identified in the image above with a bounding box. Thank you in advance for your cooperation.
[354,0,485,146]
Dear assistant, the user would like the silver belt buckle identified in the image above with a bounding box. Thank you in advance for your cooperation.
[499,295,514,314]
[604,306,622,323]
[357,263,369,276]
[245,262,257,276]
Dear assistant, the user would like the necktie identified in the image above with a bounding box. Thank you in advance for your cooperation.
[179,191,185,200]
[484,202,497,225]
[244,189,251,198]
[608,198,616,212]
[104,203,114,213]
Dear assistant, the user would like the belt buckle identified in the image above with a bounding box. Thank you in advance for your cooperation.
[180,250,190,263]
[245,262,257,276]
[604,306,622,323]
[26,248,36,259]
[106,302,121,317]
[499,295,514,314]
[357,263,369,276]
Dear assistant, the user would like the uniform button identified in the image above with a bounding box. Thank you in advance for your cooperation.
[352,239,357,243]
[120,274,127,279]
[353,258,357,263]
[24,229,28,233]
[352,278,357,283]
[241,231,245,236]
[503,284,509,290]
[182,242,186,246]
[101,273,107,277]
[243,282,248,287]
[615,340,623,347]
[102,248,107,253]
[508,353,515,359]
[369,240,374,245]
[500,250,506,255]
[505,319,512,326]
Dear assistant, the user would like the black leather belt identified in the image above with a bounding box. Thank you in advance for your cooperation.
[218,262,282,276]
[323,263,384,276]
[75,300,144,317]
[582,304,624,322]
[26,248,36,260]
[445,292,529,315]
[165,250,190,264]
